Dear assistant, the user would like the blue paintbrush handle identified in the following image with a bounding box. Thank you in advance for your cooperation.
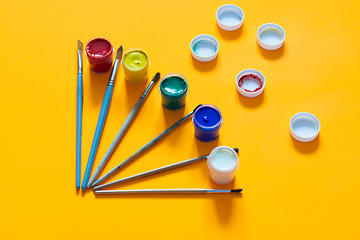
[81,85,114,190]
[76,73,83,189]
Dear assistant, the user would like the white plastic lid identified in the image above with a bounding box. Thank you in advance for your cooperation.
[257,23,286,50]
[236,69,266,98]
[290,112,321,142]
[216,4,244,31]
[190,34,219,62]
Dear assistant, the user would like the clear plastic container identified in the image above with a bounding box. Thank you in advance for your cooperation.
[121,47,150,85]
[207,146,239,184]
[159,73,189,110]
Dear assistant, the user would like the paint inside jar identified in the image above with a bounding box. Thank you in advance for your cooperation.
[160,76,187,97]
[260,29,283,45]
[123,51,148,69]
[292,118,318,138]
[238,74,263,92]
[194,107,221,128]
[86,39,112,58]
[160,75,188,110]
[218,11,241,26]
[193,40,217,57]
[210,148,237,170]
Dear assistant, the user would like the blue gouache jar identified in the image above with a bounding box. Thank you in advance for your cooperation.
[192,104,223,142]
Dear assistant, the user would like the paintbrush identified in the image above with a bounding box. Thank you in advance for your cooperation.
[93,148,239,190]
[76,40,83,190]
[92,104,202,187]
[87,72,161,188]
[81,46,123,191]
[95,188,243,194]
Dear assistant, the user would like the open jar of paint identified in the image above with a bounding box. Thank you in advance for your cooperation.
[159,73,189,110]
[85,37,114,73]
[207,146,239,184]
[192,104,223,142]
[121,48,150,85]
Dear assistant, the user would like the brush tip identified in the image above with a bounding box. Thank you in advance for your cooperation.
[78,40,83,51]
[193,104,202,112]
[233,148,239,153]
[152,72,161,82]
[116,46,123,59]
[231,188,243,193]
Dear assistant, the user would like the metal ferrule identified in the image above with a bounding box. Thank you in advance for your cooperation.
[77,50,83,74]
[140,81,155,100]
[207,189,231,193]
[107,59,120,86]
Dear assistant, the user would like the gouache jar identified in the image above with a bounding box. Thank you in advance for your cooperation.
[192,104,223,142]
[207,146,239,184]
[159,73,189,110]
[121,48,150,85]
[85,37,114,73]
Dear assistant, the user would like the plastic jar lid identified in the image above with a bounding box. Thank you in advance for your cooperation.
[236,69,266,98]
[190,34,219,62]
[290,112,321,142]
[257,23,286,50]
[216,4,244,31]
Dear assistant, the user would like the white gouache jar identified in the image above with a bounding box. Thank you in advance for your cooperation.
[207,146,239,184]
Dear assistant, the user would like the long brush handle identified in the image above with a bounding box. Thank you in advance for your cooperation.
[92,106,200,187]
[93,147,238,190]
[87,98,143,187]
[94,155,207,190]
[87,73,160,187]
[95,189,242,194]
[76,72,83,189]
[81,85,114,190]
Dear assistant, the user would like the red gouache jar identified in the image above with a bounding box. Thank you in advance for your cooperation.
[85,37,114,73]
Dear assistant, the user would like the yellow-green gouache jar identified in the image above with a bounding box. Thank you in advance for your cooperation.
[121,48,150,85]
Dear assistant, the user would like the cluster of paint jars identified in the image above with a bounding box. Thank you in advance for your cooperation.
[84,35,238,185]
[84,37,225,143]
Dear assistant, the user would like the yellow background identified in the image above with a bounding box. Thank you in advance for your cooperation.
[1,0,360,239]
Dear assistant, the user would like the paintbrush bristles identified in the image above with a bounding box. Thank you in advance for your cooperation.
[78,40,83,52]
[193,104,202,112]
[152,72,161,82]
[231,189,243,193]
[116,46,123,60]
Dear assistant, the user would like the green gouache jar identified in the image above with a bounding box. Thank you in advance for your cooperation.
[159,73,189,110]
